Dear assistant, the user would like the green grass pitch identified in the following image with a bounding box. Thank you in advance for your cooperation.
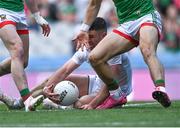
[0,101,180,127]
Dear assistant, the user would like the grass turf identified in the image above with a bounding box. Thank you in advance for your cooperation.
[0,101,180,127]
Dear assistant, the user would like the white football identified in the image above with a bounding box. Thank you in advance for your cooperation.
[53,80,79,106]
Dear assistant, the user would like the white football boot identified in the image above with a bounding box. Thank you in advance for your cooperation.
[0,89,13,106]
[24,95,44,112]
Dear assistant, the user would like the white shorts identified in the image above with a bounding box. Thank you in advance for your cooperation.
[113,11,162,46]
[88,69,132,97]
[88,75,104,95]
[0,8,29,34]
[117,54,132,96]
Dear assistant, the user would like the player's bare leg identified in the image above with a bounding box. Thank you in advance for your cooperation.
[0,25,28,92]
[89,32,135,90]
[0,24,42,111]
[0,58,11,76]
[139,26,171,108]
[87,32,135,108]
[0,33,29,76]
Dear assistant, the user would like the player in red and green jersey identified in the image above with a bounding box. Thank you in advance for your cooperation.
[0,0,24,12]
[73,0,171,109]
[0,0,50,111]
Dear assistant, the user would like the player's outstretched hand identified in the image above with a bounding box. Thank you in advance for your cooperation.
[80,104,94,110]
[32,12,51,37]
[43,84,60,104]
[72,31,89,51]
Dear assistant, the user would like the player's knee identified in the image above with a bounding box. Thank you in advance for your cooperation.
[11,43,24,60]
[88,53,102,67]
[140,47,155,62]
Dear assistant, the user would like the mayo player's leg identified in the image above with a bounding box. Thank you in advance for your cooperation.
[87,32,136,109]
[139,26,164,84]
[0,34,40,110]
[0,24,43,111]
[0,24,28,92]
[0,77,48,110]
[18,30,30,69]
[97,56,132,109]
[0,31,29,76]
[89,32,135,91]
[139,25,171,107]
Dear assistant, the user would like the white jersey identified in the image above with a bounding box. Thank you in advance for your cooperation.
[72,47,132,96]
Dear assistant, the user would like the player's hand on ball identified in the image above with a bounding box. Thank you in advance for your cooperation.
[32,12,51,37]
[73,31,89,51]
[43,84,60,104]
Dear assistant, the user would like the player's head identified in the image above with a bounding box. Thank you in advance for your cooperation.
[88,17,107,50]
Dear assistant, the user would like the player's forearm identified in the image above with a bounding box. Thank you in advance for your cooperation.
[83,0,102,26]
[24,0,39,13]
[47,68,69,88]
[31,89,43,98]
[47,62,79,88]
[31,79,48,93]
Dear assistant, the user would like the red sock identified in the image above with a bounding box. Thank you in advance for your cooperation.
[20,88,31,101]
[22,94,31,102]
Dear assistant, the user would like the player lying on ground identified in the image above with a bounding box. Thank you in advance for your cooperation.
[74,0,171,109]
[0,0,50,111]
[0,17,132,109]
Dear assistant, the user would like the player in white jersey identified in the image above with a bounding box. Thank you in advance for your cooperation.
[0,0,50,111]
[0,17,132,109]
[42,17,132,109]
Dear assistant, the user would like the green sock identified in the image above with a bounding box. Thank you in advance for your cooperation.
[108,79,119,90]
[20,88,30,97]
[155,79,165,87]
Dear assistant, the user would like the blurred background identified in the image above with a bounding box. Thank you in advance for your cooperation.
[0,0,180,101]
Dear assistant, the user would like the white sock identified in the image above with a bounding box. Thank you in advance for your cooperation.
[24,96,33,105]
[155,86,166,93]
[112,88,125,100]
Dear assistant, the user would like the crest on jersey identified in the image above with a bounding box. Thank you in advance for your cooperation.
[0,14,6,21]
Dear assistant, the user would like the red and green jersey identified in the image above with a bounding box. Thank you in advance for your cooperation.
[113,0,155,24]
[0,0,24,12]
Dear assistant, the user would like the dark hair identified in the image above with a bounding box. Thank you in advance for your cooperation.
[89,17,107,32]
